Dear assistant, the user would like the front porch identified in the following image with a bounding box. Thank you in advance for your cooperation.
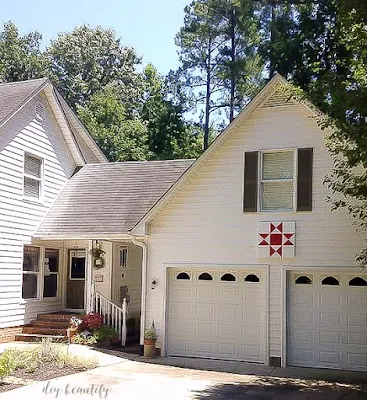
[21,238,144,346]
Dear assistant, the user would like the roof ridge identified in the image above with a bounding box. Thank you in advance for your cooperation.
[83,159,196,166]
[0,77,48,87]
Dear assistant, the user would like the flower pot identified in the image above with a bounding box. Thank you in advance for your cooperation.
[143,339,156,357]
[68,328,78,343]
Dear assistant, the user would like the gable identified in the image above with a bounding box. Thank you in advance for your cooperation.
[132,76,327,233]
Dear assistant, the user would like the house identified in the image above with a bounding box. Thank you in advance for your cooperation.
[0,75,366,372]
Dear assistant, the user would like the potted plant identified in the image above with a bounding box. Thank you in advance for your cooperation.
[68,316,82,343]
[143,328,157,358]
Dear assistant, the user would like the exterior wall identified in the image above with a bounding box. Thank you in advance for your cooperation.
[0,326,23,343]
[93,241,112,299]
[145,99,365,358]
[111,242,142,319]
[0,94,77,328]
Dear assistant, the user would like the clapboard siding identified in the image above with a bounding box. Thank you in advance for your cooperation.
[0,93,76,327]
[111,242,142,319]
[146,97,364,358]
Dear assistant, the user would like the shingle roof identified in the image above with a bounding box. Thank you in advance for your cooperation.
[0,78,48,125]
[35,160,194,237]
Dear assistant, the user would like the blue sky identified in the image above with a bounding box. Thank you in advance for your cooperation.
[1,0,191,75]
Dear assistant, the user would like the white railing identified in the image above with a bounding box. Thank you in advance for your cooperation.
[91,290,128,346]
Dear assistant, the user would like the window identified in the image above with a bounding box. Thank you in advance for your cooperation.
[295,275,312,285]
[321,276,339,286]
[176,272,190,280]
[70,251,86,280]
[245,274,260,283]
[349,277,367,287]
[24,153,43,200]
[22,246,40,299]
[244,148,313,212]
[221,273,236,282]
[198,272,213,281]
[120,246,128,268]
[261,151,294,211]
[43,249,59,298]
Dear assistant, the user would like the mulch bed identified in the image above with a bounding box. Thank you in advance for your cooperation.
[0,362,91,393]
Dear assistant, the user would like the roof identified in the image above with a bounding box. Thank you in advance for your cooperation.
[35,160,194,238]
[0,78,48,125]
[0,78,107,163]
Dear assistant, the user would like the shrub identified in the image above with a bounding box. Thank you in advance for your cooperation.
[94,326,119,342]
[0,352,15,378]
[73,331,97,345]
[144,329,157,341]
[80,312,103,331]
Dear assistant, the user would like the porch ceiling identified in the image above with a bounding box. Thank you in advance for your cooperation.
[35,160,193,238]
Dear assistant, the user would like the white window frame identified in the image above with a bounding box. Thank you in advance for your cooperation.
[43,248,60,299]
[23,152,44,202]
[22,245,41,300]
[259,148,297,212]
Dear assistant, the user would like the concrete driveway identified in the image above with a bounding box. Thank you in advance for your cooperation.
[1,355,367,400]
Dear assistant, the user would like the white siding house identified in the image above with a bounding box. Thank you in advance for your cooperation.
[133,75,367,371]
[0,79,106,333]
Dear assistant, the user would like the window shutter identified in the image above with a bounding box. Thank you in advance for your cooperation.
[297,148,313,211]
[243,151,258,212]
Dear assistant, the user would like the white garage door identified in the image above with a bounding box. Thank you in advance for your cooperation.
[288,272,367,371]
[166,268,267,362]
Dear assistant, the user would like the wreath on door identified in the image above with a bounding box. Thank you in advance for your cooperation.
[90,241,106,269]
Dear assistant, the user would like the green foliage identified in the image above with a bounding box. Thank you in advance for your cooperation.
[93,326,119,342]
[73,332,98,345]
[0,21,49,82]
[47,25,142,110]
[144,329,157,341]
[0,341,97,377]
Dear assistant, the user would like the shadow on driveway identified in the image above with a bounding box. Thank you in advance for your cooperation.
[190,377,367,400]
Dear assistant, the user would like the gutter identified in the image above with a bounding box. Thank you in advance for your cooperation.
[132,236,147,356]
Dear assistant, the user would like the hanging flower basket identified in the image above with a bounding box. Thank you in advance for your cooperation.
[90,241,106,269]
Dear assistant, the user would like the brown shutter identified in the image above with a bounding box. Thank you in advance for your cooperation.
[243,151,258,212]
[297,148,313,211]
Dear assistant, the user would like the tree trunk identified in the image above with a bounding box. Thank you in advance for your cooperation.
[229,7,236,123]
[269,2,276,78]
[204,41,212,150]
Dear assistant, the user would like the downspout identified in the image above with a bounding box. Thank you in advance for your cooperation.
[131,236,147,356]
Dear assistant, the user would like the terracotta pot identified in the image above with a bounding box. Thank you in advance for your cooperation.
[68,328,78,343]
[143,339,156,357]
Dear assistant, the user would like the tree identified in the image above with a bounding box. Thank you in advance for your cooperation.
[77,87,150,162]
[141,64,203,160]
[47,25,142,110]
[0,21,49,82]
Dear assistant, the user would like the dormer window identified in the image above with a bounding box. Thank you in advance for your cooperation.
[24,153,43,200]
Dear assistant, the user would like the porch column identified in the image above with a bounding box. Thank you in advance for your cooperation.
[85,240,94,313]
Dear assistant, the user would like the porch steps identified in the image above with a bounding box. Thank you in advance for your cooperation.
[14,312,83,343]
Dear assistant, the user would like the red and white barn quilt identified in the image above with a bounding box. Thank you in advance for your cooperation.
[258,221,295,258]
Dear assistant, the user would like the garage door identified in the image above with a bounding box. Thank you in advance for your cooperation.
[166,268,267,362]
[288,272,367,371]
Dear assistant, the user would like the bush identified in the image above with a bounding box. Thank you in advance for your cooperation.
[80,312,103,331]
[73,331,97,345]
[94,326,119,342]
[0,352,15,378]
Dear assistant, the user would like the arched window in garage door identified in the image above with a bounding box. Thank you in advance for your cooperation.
[176,272,190,280]
[321,276,339,286]
[295,275,312,285]
[221,273,236,282]
[244,274,260,283]
[198,272,213,281]
[349,277,367,286]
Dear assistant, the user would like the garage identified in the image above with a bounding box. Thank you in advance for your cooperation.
[166,268,267,362]
[288,271,367,371]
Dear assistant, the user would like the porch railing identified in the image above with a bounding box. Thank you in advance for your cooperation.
[90,290,128,346]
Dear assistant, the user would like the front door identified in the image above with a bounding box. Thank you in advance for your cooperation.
[66,250,86,309]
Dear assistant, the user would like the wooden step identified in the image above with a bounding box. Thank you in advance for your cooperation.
[15,333,66,343]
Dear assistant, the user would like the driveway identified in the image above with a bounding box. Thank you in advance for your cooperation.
[1,356,367,399]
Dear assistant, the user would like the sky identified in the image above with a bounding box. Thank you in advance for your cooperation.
[0,0,191,75]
